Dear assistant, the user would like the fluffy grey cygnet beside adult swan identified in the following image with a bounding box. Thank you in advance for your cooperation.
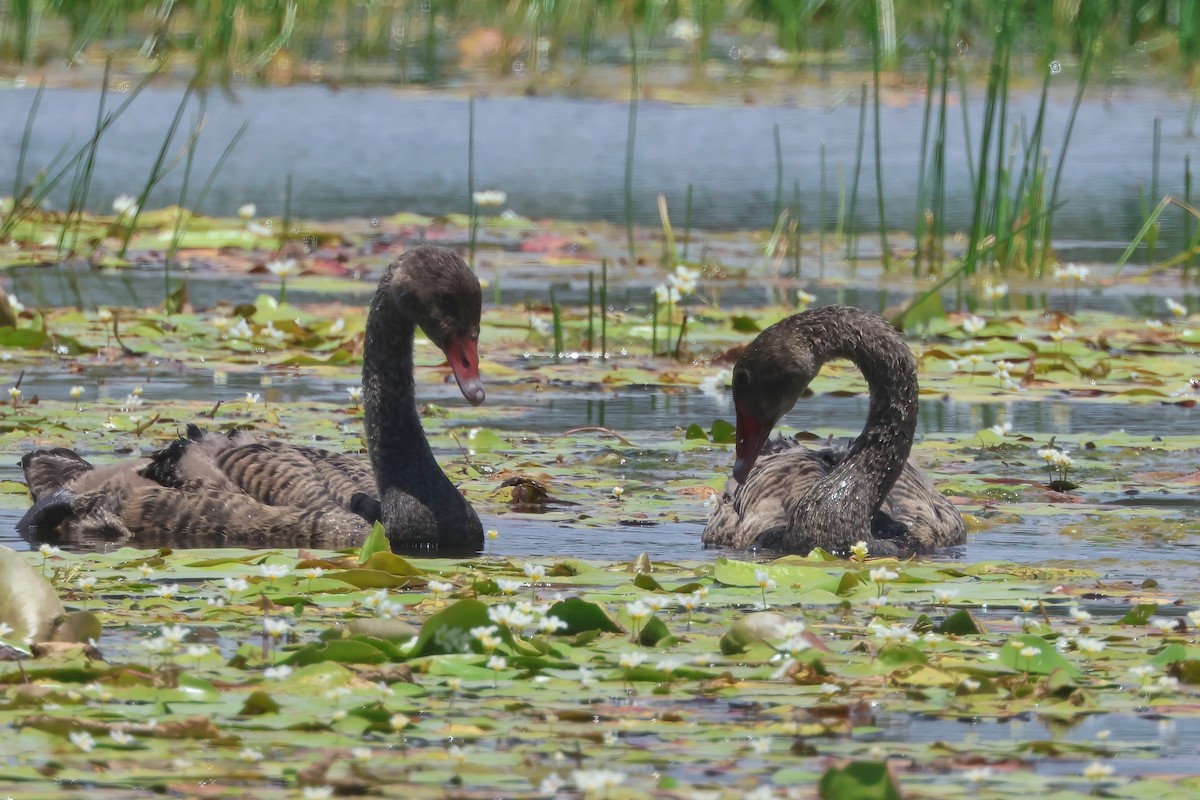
[701,304,965,557]
[19,245,487,555]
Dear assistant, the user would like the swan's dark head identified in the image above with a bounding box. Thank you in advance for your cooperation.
[730,324,817,483]
[390,246,486,406]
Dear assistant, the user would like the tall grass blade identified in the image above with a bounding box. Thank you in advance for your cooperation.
[1112,195,1172,278]
[844,84,868,265]
[118,84,197,258]
[624,26,640,261]
[772,122,783,226]
[12,78,45,201]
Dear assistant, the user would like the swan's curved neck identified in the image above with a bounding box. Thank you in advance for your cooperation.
[361,283,436,491]
[801,308,918,514]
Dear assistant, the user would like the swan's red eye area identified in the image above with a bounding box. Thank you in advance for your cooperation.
[445,335,485,407]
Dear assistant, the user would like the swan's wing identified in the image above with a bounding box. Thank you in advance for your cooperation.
[120,482,372,547]
[214,441,378,513]
[878,461,966,551]
[143,427,380,518]
[21,448,96,500]
[702,448,834,549]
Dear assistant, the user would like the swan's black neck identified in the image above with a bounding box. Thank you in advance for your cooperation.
[362,282,431,487]
[790,306,918,551]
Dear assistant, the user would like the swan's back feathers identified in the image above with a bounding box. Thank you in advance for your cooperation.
[702,436,965,554]
[121,482,371,546]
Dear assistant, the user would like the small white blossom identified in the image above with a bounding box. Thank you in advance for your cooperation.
[69,730,96,752]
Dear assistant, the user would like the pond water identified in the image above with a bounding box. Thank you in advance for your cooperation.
[2,367,1198,590]
[0,84,1197,249]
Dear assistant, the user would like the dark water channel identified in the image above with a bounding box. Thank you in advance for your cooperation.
[1,84,1198,247]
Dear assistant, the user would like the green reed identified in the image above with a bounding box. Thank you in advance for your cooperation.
[550,287,563,364]
[1,60,162,244]
[865,0,890,271]
[1185,156,1197,280]
[682,183,693,260]
[600,259,608,359]
[467,95,478,268]
[624,25,640,260]
[772,123,783,227]
[587,272,595,352]
[844,84,868,267]
[118,84,197,258]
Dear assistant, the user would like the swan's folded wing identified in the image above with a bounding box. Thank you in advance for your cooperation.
[879,462,966,550]
[21,448,97,500]
[122,483,372,546]
[702,449,833,549]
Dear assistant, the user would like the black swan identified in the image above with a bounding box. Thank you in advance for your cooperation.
[701,305,965,557]
[19,245,486,555]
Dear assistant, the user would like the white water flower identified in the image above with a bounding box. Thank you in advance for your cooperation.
[668,264,700,296]
[69,730,96,752]
[238,203,257,220]
[933,588,959,604]
[346,386,362,405]
[488,604,533,629]
[523,563,546,581]
[572,768,627,793]
[160,624,189,645]
[869,567,899,584]
[263,618,291,638]
[260,563,289,580]
[1083,761,1114,782]
[112,194,139,219]
[154,583,179,599]
[486,655,507,672]
[981,282,1009,302]
[618,652,648,669]
[964,766,992,784]
[472,189,507,207]
[495,578,523,596]
[264,665,292,680]
[1052,263,1090,282]
[626,600,651,623]
[654,283,681,305]
[537,615,567,634]
[302,786,334,799]
[754,569,777,591]
[109,729,134,746]
[265,258,298,278]
[961,315,986,335]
